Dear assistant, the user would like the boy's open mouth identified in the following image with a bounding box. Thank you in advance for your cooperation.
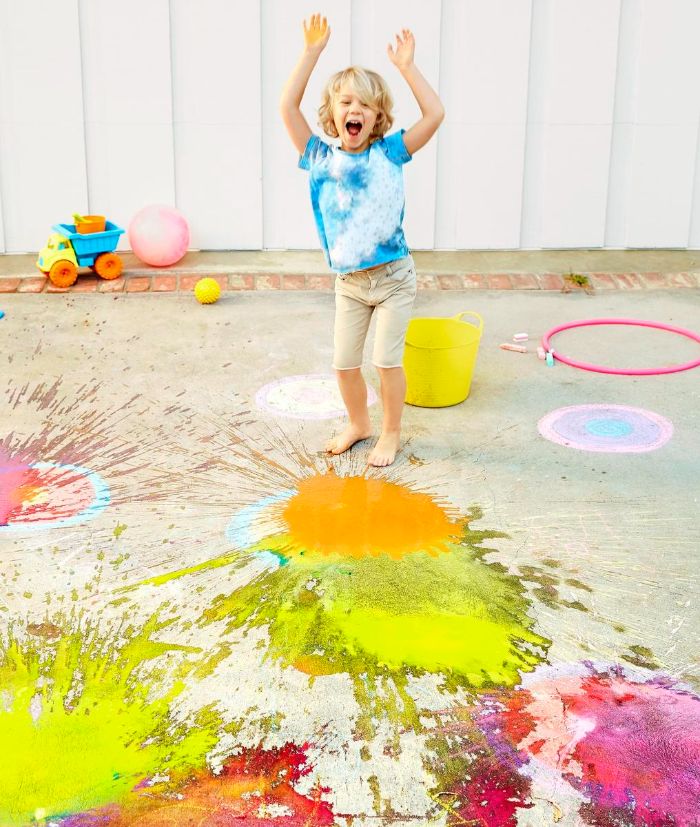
[346,121,362,137]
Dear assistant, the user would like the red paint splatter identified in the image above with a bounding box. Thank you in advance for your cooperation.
[447,753,533,826]
[481,688,536,747]
[64,742,335,825]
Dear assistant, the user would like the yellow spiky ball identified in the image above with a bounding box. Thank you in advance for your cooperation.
[194,277,221,304]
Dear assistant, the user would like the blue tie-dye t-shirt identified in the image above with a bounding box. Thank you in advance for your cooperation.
[298,130,412,273]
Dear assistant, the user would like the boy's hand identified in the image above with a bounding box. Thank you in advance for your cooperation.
[303,13,330,54]
[387,28,415,70]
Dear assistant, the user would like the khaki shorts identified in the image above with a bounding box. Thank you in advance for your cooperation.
[333,255,417,370]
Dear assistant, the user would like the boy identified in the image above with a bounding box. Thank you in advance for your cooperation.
[280,14,444,466]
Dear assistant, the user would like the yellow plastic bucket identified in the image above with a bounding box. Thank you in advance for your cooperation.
[404,311,483,407]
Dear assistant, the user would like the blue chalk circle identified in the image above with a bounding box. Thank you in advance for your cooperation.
[585,418,634,438]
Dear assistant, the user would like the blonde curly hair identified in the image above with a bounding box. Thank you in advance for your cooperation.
[318,66,394,144]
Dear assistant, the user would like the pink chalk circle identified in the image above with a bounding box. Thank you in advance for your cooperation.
[128,204,190,267]
[255,373,377,420]
[538,404,673,453]
[541,318,700,375]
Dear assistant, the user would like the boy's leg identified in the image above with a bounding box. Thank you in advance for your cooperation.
[327,278,374,455]
[369,366,406,466]
[368,258,417,466]
[326,367,373,454]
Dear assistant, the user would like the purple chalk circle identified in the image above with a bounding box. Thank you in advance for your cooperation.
[538,404,673,453]
[255,373,377,420]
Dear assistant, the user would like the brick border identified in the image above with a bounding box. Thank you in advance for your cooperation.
[0,271,698,294]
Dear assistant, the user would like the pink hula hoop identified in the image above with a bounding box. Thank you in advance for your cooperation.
[541,318,700,376]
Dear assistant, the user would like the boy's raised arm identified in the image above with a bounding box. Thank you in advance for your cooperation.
[280,14,331,155]
[387,29,445,156]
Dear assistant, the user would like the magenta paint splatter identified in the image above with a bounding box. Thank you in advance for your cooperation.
[498,664,700,825]
[538,404,673,453]
[255,373,377,420]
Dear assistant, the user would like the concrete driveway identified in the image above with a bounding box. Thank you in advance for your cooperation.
[1,287,699,825]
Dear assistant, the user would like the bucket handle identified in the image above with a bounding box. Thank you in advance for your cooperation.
[453,311,483,330]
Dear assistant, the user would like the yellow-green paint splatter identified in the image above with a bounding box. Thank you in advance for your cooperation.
[113,523,127,539]
[517,564,593,613]
[0,612,224,825]
[204,527,547,688]
[622,644,661,670]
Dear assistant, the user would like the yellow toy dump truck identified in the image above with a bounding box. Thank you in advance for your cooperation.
[37,220,125,287]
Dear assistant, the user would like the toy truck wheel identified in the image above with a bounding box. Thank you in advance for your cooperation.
[94,252,123,280]
[48,260,78,287]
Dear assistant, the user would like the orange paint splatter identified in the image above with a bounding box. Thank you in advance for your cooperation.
[281,471,460,560]
[293,655,340,676]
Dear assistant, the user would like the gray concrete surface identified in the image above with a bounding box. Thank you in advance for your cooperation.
[1,287,698,824]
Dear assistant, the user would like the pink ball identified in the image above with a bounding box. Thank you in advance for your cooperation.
[128,204,190,267]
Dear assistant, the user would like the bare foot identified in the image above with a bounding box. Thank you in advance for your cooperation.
[326,422,373,455]
[368,431,401,467]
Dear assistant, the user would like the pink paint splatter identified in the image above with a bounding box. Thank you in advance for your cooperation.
[0,450,109,531]
[0,453,34,525]
[500,666,700,826]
